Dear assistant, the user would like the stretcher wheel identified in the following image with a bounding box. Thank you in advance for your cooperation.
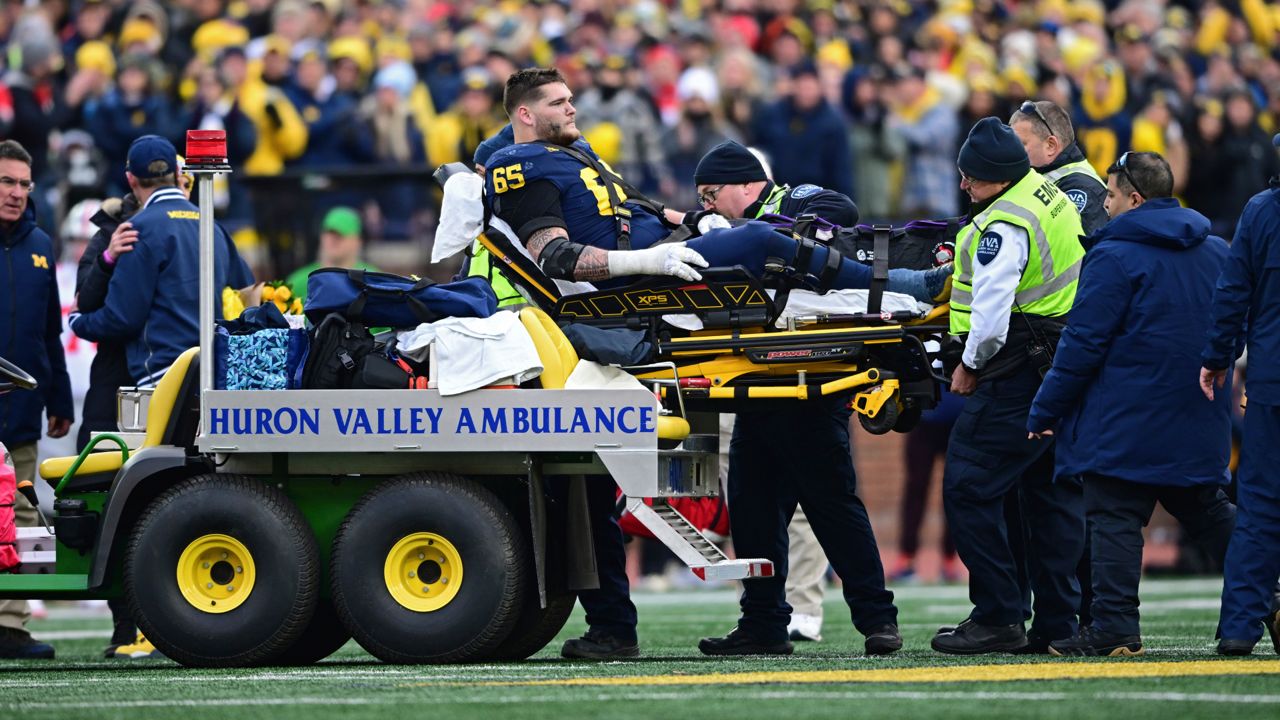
[268,599,351,665]
[892,404,923,433]
[125,474,320,668]
[485,590,577,661]
[331,473,528,664]
[858,399,900,435]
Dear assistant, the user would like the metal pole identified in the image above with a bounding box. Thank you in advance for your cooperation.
[197,171,215,432]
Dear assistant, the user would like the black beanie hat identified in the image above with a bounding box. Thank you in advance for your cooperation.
[694,141,767,185]
[957,116,1030,182]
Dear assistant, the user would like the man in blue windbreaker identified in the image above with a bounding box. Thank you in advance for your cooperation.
[70,135,254,385]
[1201,139,1280,657]
[0,139,71,659]
[1028,151,1236,656]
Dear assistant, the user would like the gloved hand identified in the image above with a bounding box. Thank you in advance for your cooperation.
[607,243,709,282]
[680,209,731,236]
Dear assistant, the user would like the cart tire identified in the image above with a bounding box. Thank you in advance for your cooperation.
[858,398,900,435]
[125,474,319,668]
[892,404,923,433]
[268,599,351,665]
[486,590,577,661]
[331,473,527,664]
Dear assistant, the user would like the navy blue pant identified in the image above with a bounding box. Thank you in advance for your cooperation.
[577,474,638,644]
[1220,401,1280,644]
[1086,474,1235,636]
[942,363,1083,639]
[687,221,873,289]
[728,399,897,643]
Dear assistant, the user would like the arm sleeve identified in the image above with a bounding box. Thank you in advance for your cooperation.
[962,222,1029,370]
[489,179,568,243]
[1028,250,1132,431]
[42,262,74,421]
[76,229,115,312]
[70,236,161,342]
[1202,206,1257,370]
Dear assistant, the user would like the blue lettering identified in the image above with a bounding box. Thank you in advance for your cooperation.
[481,408,507,434]
[571,408,590,433]
[594,407,615,433]
[531,407,550,434]
[617,406,637,434]
[210,408,228,434]
[233,409,250,434]
[376,409,392,434]
[352,409,372,434]
[334,408,354,434]
[424,407,442,433]
[639,406,655,433]
[394,408,408,434]
[554,407,568,433]
[456,408,476,433]
[298,408,319,435]
[512,407,530,433]
[274,407,297,434]
[256,408,274,434]
[410,407,425,434]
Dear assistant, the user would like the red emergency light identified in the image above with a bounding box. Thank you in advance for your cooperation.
[185,129,230,171]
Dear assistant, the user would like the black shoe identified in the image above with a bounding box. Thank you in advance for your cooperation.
[1011,630,1054,655]
[1265,608,1280,655]
[560,629,639,660]
[0,628,55,660]
[104,620,138,658]
[1217,638,1255,656]
[931,619,1027,655]
[864,624,903,655]
[699,627,793,656]
[1048,627,1143,657]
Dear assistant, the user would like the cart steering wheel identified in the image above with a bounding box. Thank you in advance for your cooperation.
[0,356,38,393]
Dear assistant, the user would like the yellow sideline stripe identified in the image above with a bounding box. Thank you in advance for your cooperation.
[465,660,1280,687]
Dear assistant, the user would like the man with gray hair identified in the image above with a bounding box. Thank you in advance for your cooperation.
[1010,100,1109,235]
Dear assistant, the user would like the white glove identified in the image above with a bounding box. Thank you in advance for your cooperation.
[696,212,731,234]
[607,243,709,282]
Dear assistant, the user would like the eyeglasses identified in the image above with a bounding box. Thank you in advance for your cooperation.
[1019,101,1054,138]
[959,172,976,189]
[697,184,726,207]
[0,176,35,194]
[1114,151,1148,199]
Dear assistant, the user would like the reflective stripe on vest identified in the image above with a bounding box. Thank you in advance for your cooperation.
[950,170,1085,334]
[1043,159,1106,189]
[753,184,790,218]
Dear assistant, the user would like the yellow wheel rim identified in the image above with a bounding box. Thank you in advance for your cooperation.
[176,534,257,614]
[383,532,463,612]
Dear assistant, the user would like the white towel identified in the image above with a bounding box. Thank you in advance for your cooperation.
[564,360,648,391]
[662,288,930,331]
[433,172,486,263]
[396,311,543,396]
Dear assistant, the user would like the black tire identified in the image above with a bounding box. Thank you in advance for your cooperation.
[267,599,351,665]
[125,474,319,668]
[892,404,923,433]
[858,398,900,435]
[331,473,528,664]
[486,589,577,661]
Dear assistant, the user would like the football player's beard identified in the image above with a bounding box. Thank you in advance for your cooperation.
[536,116,581,146]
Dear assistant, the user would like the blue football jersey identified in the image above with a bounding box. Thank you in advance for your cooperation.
[483,141,668,251]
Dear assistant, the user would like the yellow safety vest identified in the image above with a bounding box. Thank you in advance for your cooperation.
[950,170,1085,335]
[468,240,526,308]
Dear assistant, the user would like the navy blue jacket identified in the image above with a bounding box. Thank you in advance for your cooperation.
[1029,198,1232,487]
[1203,181,1280,405]
[0,205,74,444]
[70,188,254,384]
[751,99,854,200]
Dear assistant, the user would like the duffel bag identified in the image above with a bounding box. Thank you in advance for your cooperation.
[830,219,960,271]
[304,268,498,328]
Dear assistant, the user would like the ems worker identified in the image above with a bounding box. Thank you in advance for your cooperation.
[688,140,901,656]
[1028,152,1236,656]
[932,117,1086,655]
[468,125,525,309]
[1201,137,1280,656]
[71,135,255,386]
[1010,101,1109,235]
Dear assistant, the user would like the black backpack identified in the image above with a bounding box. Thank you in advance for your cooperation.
[300,313,376,389]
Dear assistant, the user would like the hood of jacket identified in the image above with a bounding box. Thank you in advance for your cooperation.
[1093,197,1210,251]
[0,203,38,248]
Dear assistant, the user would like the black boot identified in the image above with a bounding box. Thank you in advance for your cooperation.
[560,629,639,659]
[1048,626,1143,657]
[864,624,903,655]
[931,619,1027,655]
[699,627,793,656]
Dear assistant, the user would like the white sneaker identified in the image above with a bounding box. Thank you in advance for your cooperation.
[787,613,823,642]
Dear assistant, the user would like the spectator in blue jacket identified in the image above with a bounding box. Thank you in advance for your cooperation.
[84,54,175,197]
[1201,142,1280,657]
[1028,151,1235,657]
[70,135,254,386]
[751,62,853,200]
[0,139,71,660]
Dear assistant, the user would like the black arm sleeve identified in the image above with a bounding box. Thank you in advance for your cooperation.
[798,190,859,227]
[491,179,569,244]
[76,228,115,312]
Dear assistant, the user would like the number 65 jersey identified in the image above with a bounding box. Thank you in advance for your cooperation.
[483,141,669,252]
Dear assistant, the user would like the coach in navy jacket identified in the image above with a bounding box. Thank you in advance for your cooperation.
[70,135,253,385]
[1028,151,1235,656]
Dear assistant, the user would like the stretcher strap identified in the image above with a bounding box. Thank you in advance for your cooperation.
[867,224,891,314]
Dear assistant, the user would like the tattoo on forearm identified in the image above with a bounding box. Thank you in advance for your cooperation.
[574,247,611,281]
[525,227,563,261]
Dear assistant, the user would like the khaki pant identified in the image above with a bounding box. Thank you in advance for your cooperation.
[0,442,37,632]
[786,507,827,619]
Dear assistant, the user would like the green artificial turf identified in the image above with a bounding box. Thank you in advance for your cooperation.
[1,578,1276,720]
